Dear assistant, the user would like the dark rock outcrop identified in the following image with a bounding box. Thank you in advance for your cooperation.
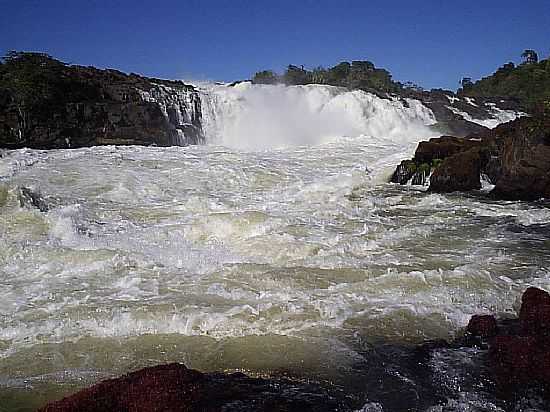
[490,116,550,200]
[390,136,481,187]
[38,363,350,412]
[462,287,550,392]
[414,136,482,164]
[392,114,550,200]
[519,287,550,336]
[429,148,482,192]
[466,315,498,339]
[402,88,522,138]
[18,186,49,212]
[0,53,204,149]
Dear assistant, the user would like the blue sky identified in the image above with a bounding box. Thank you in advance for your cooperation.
[1,0,548,90]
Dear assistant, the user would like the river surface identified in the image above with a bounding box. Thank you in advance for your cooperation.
[0,84,549,411]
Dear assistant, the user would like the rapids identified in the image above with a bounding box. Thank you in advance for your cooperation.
[0,84,548,411]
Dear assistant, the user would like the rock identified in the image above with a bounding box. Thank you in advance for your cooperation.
[0,54,204,149]
[391,136,482,187]
[414,136,481,164]
[38,363,349,412]
[390,160,417,184]
[391,113,550,201]
[519,287,550,336]
[466,315,498,338]
[462,288,550,393]
[490,116,550,200]
[429,148,482,192]
[489,335,538,387]
[17,186,49,212]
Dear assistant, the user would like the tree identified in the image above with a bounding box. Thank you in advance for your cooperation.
[327,62,351,86]
[521,49,539,64]
[283,65,309,85]
[460,77,473,89]
[310,66,328,84]
[403,82,424,92]
[252,70,279,85]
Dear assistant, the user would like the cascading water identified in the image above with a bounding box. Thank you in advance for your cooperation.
[0,83,548,411]
[138,83,205,145]
[197,82,437,149]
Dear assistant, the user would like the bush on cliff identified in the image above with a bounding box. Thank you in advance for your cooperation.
[252,60,402,94]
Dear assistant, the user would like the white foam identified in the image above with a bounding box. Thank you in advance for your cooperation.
[446,104,525,129]
[198,82,436,150]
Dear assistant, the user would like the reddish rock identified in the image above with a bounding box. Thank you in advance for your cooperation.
[491,116,550,200]
[533,342,550,384]
[38,363,346,412]
[489,335,538,387]
[466,315,498,338]
[414,136,481,163]
[38,363,206,412]
[519,287,550,336]
[429,148,482,193]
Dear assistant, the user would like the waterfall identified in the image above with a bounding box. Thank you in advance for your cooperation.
[196,82,437,150]
[138,83,205,146]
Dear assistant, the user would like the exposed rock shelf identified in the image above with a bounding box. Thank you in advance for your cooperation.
[391,114,550,201]
[0,54,204,149]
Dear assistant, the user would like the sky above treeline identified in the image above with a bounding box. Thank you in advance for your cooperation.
[1,0,549,90]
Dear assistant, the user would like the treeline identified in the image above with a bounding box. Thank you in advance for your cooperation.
[252,61,402,94]
[460,51,550,112]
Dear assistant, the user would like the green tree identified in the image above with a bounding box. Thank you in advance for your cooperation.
[521,49,539,64]
[283,65,309,85]
[252,70,279,85]
[326,62,351,86]
[310,66,328,84]
[460,77,473,89]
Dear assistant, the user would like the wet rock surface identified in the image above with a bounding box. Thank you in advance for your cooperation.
[0,55,204,150]
[466,315,498,339]
[392,114,550,201]
[429,148,483,193]
[465,288,550,397]
[37,363,352,412]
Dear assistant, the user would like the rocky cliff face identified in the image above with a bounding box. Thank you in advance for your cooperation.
[0,57,204,149]
[391,114,550,201]
[402,88,525,137]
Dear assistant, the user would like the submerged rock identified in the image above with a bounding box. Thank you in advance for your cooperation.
[18,186,49,212]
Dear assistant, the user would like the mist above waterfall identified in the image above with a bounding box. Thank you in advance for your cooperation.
[197,82,437,150]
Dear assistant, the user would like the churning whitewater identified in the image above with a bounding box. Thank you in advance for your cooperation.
[0,83,547,410]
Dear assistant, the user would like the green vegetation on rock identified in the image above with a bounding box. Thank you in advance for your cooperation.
[460,53,550,111]
[252,60,402,94]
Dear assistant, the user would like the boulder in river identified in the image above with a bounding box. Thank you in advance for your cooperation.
[38,363,348,412]
[392,114,550,201]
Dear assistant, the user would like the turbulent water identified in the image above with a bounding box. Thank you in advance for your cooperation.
[0,84,549,411]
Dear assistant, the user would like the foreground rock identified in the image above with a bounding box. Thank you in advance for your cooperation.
[390,136,482,187]
[465,287,550,393]
[0,52,204,149]
[392,114,550,200]
[38,363,349,412]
